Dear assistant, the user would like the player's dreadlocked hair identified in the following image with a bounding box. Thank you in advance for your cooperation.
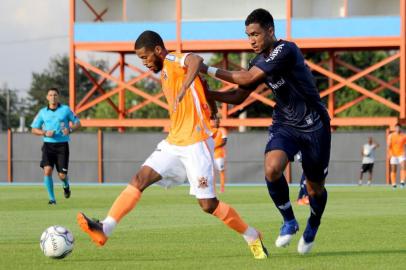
[134,30,165,50]
[245,8,274,29]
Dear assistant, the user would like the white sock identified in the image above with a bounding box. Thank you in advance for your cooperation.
[102,216,117,237]
[242,226,259,244]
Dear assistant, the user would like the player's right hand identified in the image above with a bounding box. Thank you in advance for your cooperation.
[45,130,55,137]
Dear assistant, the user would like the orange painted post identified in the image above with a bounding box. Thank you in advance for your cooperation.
[176,0,182,52]
[98,129,104,184]
[286,0,292,40]
[69,0,76,111]
[119,53,126,133]
[400,0,406,118]
[385,128,390,185]
[7,129,12,183]
[122,0,127,21]
[343,0,348,17]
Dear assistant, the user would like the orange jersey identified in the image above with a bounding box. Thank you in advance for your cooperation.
[387,132,406,156]
[162,52,213,146]
[213,127,228,158]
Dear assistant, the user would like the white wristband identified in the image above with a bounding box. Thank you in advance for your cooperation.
[207,66,218,77]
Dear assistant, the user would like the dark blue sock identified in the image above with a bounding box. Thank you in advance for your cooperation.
[265,175,295,222]
[308,188,328,228]
[44,176,55,201]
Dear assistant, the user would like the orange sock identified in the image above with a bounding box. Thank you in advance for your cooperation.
[391,171,397,185]
[212,201,248,234]
[107,185,141,222]
[220,171,226,192]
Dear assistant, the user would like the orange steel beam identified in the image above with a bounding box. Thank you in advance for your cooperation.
[318,52,400,98]
[119,53,126,132]
[76,61,120,110]
[98,128,103,184]
[78,64,120,113]
[81,118,171,127]
[75,72,150,114]
[93,8,108,22]
[401,0,406,118]
[122,0,127,21]
[7,129,12,183]
[176,0,182,52]
[286,0,292,40]
[335,77,400,114]
[343,0,348,17]
[82,0,107,22]
[74,37,401,53]
[335,58,400,94]
[308,56,401,112]
[127,93,165,114]
[125,63,161,83]
[76,59,169,110]
[330,117,398,126]
[69,0,75,110]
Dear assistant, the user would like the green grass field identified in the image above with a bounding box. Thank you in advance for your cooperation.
[0,185,405,270]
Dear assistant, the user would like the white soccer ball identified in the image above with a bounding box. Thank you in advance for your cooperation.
[40,225,74,259]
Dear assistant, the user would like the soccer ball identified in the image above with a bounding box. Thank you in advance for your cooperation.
[40,225,74,259]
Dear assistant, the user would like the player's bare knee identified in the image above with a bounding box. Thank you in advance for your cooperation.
[58,173,66,180]
[43,167,52,176]
[265,163,283,181]
[198,198,219,214]
[307,181,325,197]
[130,174,147,191]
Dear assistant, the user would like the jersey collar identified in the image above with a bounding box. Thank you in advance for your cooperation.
[47,103,61,111]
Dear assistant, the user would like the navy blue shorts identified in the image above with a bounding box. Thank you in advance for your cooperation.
[265,123,331,183]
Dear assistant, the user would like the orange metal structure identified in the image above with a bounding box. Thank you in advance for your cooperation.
[69,0,406,130]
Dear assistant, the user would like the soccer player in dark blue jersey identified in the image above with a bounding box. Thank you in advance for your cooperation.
[201,8,331,254]
[31,88,81,204]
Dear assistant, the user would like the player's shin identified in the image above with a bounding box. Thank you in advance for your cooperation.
[103,185,142,236]
[308,188,328,228]
[265,176,295,222]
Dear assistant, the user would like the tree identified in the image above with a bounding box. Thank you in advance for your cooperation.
[27,55,111,125]
[0,86,29,130]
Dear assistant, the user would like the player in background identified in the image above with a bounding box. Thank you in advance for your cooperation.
[213,126,228,192]
[77,30,268,259]
[31,88,80,204]
[201,8,331,254]
[359,137,379,186]
[387,124,406,188]
[295,153,309,205]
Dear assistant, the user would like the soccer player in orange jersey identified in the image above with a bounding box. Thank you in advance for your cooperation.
[387,123,406,188]
[77,31,268,259]
[213,126,228,192]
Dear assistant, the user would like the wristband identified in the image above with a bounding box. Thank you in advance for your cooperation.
[207,66,218,78]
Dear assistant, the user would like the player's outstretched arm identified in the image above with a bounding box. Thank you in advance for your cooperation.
[207,83,264,105]
[174,54,203,110]
[201,63,265,87]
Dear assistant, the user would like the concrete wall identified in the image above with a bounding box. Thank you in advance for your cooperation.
[0,131,389,185]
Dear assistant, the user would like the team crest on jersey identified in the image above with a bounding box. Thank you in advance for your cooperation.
[198,176,209,189]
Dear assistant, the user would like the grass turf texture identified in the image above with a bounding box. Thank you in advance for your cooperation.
[0,185,405,270]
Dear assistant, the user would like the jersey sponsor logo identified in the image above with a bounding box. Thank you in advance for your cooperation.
[265,44,285,62]
[269,78,285,90]
[197,176,209,189]
[162,69,168,81]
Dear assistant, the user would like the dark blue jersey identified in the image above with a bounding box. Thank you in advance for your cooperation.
[251,40,330,131]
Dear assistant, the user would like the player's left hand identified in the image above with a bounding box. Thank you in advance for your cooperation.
[62,128,70,136]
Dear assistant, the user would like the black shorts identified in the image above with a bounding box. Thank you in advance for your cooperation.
[40,142,69,174]
[265,123,331,183]
[361,163,374,174]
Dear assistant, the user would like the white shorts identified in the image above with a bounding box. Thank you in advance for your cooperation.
[390,155,406,165]
[142,138,216,199]
[214,158,225,171]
